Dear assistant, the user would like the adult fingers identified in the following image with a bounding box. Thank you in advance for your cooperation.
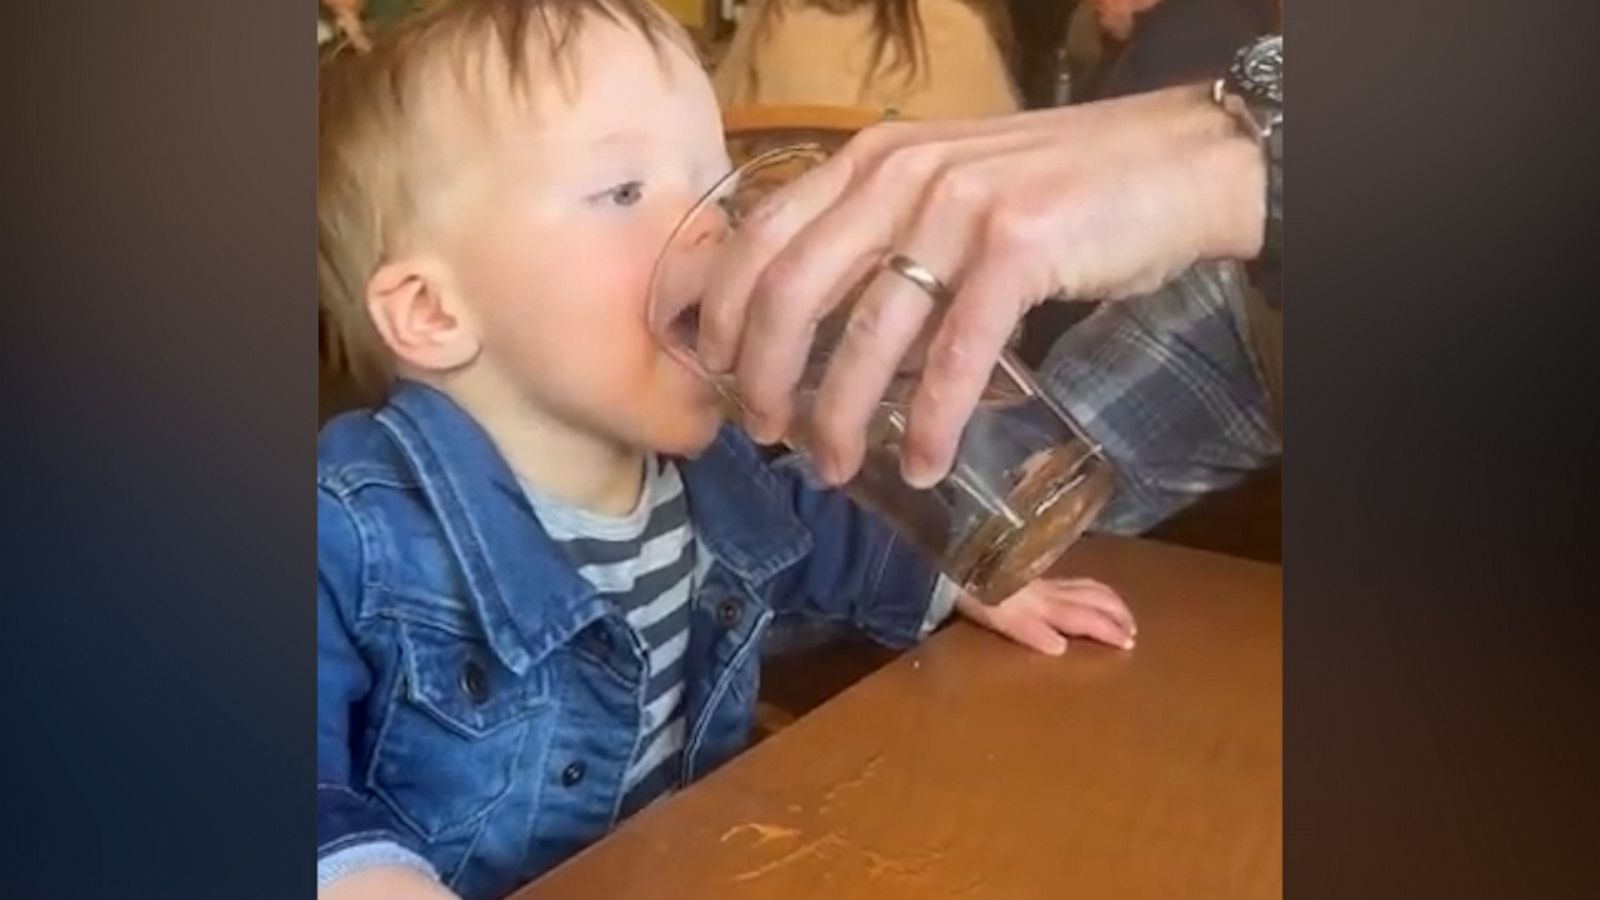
[902,237,1045,488]
[727,153,927,443]
[696,149,855,376]
[803,172,988,483]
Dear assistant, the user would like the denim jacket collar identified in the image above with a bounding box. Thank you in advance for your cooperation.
[375,381,811,674]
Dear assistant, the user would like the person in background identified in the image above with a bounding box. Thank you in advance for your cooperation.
[713,0,1020,120]
[1004,0,1078,107]
[1089,0,1276,99]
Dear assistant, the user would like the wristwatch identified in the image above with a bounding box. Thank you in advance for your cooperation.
[1214,34,1282,141]
[1213,34,1283,304]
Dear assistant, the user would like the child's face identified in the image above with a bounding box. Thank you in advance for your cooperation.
[435,21,732,455]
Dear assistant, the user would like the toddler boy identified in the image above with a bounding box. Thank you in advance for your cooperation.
[317,2,1134,897]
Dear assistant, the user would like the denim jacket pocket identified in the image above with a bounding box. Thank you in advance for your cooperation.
[369,621,552,840]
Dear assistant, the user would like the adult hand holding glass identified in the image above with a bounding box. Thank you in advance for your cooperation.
[694,84,1268,488]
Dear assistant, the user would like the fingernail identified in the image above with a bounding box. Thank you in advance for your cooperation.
[822,440,866,486]
[901,450,942,490]
[744,412,776,445]
[815,455,844,487]
[1122,637,1136,650]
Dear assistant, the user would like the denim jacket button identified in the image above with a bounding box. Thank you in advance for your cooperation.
[715,598,743,628]
[460,660,490,705]
[560,761,587,787]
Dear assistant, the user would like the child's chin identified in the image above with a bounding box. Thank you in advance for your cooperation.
[651,409,724,458]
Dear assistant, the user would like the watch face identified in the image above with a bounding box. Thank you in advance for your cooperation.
[1233,35,1283,106]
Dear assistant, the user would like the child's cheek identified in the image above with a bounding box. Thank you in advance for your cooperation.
[592,242,659,336]
[582,254,666,383]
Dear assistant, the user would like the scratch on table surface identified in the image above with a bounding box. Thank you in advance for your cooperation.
[719,822,803,845]
[864,839,947,877]
[819,753,885,813]
[731,834,844,882]
[858,845,942,881]
[949,874,988,896]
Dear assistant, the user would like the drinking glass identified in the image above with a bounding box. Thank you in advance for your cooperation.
[648,145,1115,604]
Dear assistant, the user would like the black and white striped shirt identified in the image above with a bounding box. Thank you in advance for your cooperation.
[523,456,709,816]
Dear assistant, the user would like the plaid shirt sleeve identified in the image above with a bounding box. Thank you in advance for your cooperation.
[1255,124,1284,308]
[1037,260,1281,535]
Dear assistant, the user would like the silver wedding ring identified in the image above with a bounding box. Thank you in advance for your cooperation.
[883,253,953,305]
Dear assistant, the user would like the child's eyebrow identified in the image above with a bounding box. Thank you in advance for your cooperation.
[586,129,650,151]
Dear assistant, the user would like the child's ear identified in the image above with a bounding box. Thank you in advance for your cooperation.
[366,257,481,374]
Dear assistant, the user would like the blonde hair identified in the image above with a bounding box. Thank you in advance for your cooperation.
[318,0,688,400]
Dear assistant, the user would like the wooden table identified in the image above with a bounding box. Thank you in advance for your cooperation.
[513,536,1282,899]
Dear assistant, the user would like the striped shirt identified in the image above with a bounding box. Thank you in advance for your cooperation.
[522,456,709,816]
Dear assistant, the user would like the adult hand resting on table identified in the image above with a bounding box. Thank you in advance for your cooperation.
[696,63,1279,489]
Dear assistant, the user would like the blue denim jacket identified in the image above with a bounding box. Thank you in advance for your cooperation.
[317,382,939,899]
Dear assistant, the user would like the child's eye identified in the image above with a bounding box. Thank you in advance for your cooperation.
[600,180,644,208]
